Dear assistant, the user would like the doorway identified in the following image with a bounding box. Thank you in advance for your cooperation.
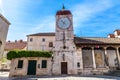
[27,60,37,75]
[61,62,67,74]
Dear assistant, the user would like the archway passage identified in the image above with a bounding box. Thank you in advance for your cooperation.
[94,47,105,68]
[82,47,93,68]
[107,47,118,68]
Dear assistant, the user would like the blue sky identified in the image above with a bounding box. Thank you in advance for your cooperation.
[0,0,120,41]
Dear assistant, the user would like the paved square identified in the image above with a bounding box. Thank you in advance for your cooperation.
[0,72,120,80]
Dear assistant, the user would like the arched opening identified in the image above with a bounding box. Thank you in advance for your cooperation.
[82,47,93,68]
[94,47,105,68]
[107,47,118,69]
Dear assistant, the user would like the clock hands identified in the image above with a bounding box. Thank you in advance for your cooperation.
[58,17,70,29]
[61,20,67,28]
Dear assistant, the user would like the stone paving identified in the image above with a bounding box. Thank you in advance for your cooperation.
[0,72,120,80]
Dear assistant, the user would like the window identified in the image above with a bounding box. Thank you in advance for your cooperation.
[30,38,33,42]
[41,45,45,51]
[49,42,53,47]
[17,60,23,68]
[77,62,80,68]
[41,60,47,68]
[42,38,45,42]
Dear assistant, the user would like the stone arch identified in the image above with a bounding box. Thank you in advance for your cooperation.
[82,47,91,50]
[107,47,116,50]
[94,47,105,68]
[82,47,93,68]
[106,47,118,68]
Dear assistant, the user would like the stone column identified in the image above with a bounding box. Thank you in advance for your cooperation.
[116,47,120,68]
[104,47,109,68]
[92,47,96,69]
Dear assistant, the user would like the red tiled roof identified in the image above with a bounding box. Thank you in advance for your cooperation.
[56,10,72,15]
[5,41,27,51]
[74,37,120,45]
[108,34,115,38]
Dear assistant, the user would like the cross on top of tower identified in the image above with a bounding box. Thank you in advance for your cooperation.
[56,4,72,15]
[62,4,65,10]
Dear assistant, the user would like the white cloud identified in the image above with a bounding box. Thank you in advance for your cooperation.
[1,0,43,40]
[2,0,120,40]
[2,0,30,21]
[72,0,115,28]
[0,0,3,13]
[30,15,55,33]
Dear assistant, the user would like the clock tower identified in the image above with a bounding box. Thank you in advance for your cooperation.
[55,6,74,41]
[52,6,77,75]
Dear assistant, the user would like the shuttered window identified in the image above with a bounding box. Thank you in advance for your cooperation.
[30,38,33,42]
[17,60,23,68]
[42,60,47,68]
[49,42,53,47]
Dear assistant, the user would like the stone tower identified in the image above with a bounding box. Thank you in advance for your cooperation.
[52,6,77,75]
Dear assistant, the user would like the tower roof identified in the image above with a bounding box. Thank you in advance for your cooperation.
[56,5,72,15]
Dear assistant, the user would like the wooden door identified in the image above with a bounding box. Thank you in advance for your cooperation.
[61,62,67,74]
[27,60,37,75]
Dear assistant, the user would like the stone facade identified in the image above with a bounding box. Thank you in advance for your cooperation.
[27,33,55,51]
[0,14,10,59]
[9,7,120,77]
[9,57,52,77]
[0,14,10,70]
[3,40,27,70]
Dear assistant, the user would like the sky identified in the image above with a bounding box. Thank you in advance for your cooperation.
[0,0,120,41]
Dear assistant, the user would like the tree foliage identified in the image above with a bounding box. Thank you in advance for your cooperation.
[7,50,52,60]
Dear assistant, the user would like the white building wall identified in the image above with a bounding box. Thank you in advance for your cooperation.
[9,57,52,77]
[0,15,10,59]
[27,36,55,51]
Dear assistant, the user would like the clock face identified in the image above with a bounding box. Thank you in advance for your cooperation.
[57,17,70,29]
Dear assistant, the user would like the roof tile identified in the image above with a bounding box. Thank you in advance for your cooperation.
[5,41,27,50]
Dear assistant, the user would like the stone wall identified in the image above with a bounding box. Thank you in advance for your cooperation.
[9,57,52,77]
[27,36,55,51]
[0,14,10,59]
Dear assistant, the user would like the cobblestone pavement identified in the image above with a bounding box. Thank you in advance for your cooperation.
[0,72,120,80]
